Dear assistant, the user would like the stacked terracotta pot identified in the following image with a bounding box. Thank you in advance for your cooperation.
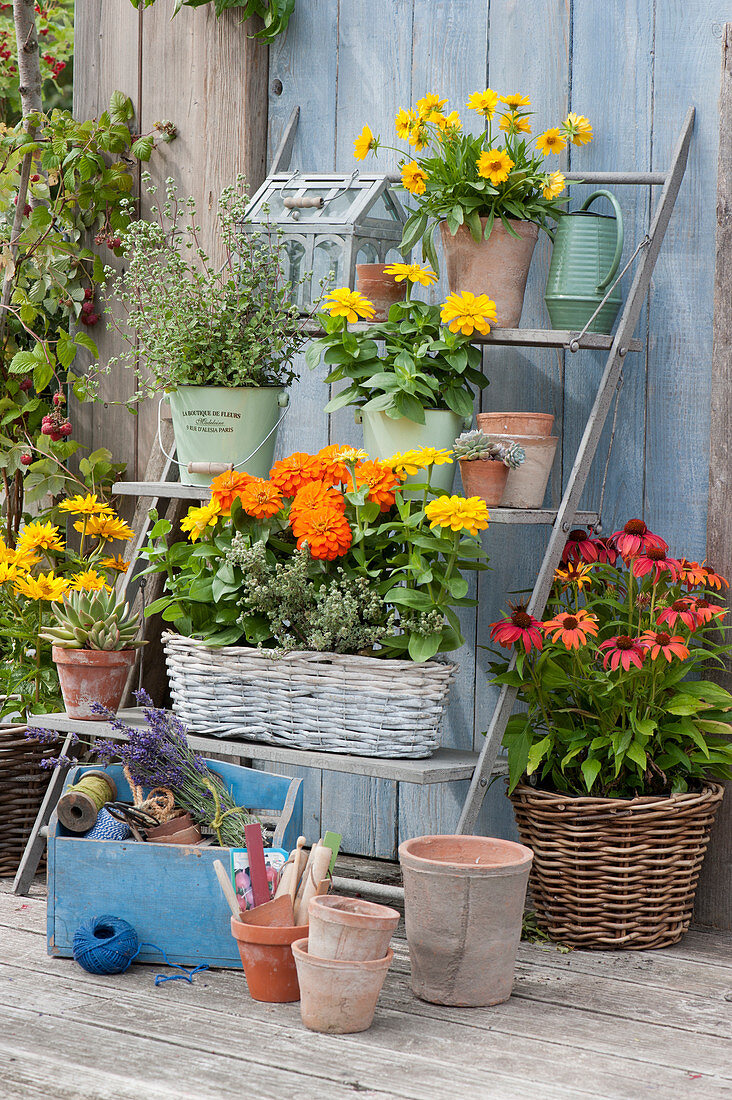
[291,895,400,1033]
[475,412,558,508]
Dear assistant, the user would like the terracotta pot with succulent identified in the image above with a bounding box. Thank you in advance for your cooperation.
[453,429,524,506]
[354,90,595,326]
[489,519,732,949]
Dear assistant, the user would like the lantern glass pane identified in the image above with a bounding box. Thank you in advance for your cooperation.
[355,242,379,265]
[366,191,402,222]
[322,188,362,220]
[282,240,306,309]
[313,238,345,291]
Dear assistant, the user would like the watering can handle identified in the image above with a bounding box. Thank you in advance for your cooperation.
[579,189,624,292]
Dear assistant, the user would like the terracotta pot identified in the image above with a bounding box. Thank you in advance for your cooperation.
[399,834,533,1007]
[145,811,194,840]
[148,824,202,846]
[458,458,509,506]
[487,434,559,508]
[308,895,400,961]
[52,647,137,721]
[440,218,539,328]
[230,915,307,1002]
[356,263,406,321]
[292,937,393,1033]
[476,412,555,438]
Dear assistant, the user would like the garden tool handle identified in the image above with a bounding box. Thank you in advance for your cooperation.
[283,196,324,209]
[580,190,624,292]
[187,462,234,476]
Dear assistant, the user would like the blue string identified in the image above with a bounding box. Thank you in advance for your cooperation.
[72,915,209,985]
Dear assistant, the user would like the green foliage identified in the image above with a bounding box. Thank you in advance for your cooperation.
[41,588,145,650]
[129,0,296,42]
[0,1,74,124]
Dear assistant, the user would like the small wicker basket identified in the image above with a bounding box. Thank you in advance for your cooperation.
[510,781,724,950]
[163,633,457,759]
[0,725,56,877]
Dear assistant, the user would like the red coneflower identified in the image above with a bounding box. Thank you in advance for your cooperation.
[692,597,727,626]
[561,529,605,565]
[632,547,681,583]
[598,635,646,671]
[639,629,689,662]
[490,604,543,652]
[608,518,668,560]
[542,609,599,650]
[657,598,698,631]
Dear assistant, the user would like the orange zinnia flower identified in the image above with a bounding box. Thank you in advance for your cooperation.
[639,630,689,662]
[210,469,255,515]
[237,479,284,520]
[294,507,353,561]
[289,481,346,526]
[314,445,352,487]
[542,609,599,650]
[269,452,321,496]
[354,460,402,512]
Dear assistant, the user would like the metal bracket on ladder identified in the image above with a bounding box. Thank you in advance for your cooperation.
[457,106,696,834]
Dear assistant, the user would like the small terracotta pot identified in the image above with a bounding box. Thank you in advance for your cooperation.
[308,895,401,961]
[292,937,393,1033]
[399,835,533,1007]
[476,412,555,438]
[52,647,137,721]
[356,263,406,321]
[487,434,559,508]
[230,915,307,1002]
[148,824,202,846]
[440,218,539,328]
[145,811,194,840]
[458,458,509,506]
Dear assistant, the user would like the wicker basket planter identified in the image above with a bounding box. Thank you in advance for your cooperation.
[163,633,457,759]
[510,781,725,950]
[0,725,56,877]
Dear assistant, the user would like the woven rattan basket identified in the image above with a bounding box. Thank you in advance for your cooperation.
[163,633,457,758]
[0,725,55,877]
[510,781,724,949]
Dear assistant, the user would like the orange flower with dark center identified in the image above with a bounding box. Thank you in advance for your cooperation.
[354,460,402,512]
[290,481,346,527]
[269,453,321,496]
[237,479,284,520]
[700,563,728,591]
[294,507,353,561]
[210,469,256,515]
[542,609,599,650]
[639,630,689,662]
[692,598,727,626]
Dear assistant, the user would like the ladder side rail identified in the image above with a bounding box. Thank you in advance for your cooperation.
[456,107,695,834]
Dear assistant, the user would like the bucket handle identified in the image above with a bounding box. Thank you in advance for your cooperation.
[579,189,624,292]
[157,393,290,473]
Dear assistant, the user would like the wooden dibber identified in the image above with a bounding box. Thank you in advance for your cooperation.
[294,840,332,926]
[274,835,306,903]
[213,859,242,918]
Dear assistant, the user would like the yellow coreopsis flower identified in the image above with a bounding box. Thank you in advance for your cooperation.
[500,93,531,109]
[433,110,462,135]
[499,112,531,135]
[100,554,129,575]
[425,495,490,537]
[401,160,428,195]
[411,447,454,468]
[542,170,566,200]
[74,513,135,542]
[16,521,65,555]
[466,89,498,119]
[416,93,447,119]
[323,288,376,324]
[408,121,429,151]
[476,149,515,185]
[0,561,20,584]
[385,451,427,477]
[563,112,593,146]
[395,108,418,141]
[180,500,222,543]
[71,569,110,593]
[536,128,567,156]
[383,262,437,287]
[440,291,497,337]
[14,571,70,602]
[353,124,378,161]
[58,493,112,517]
[554,560,594,591]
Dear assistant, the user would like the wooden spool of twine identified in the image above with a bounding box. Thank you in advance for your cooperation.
[57,771,118,833]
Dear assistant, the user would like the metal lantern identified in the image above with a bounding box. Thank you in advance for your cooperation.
[242,170,409,311]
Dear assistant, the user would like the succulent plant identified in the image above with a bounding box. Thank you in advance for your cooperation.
[41,589,147,651]
[453,430,525,469]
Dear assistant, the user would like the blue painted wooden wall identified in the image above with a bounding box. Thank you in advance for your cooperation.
[256,0,726,857]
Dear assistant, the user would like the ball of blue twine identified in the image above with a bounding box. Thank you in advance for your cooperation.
[72,914,140,975]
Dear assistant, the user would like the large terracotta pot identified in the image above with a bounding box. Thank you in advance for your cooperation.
[458,458,509,506]
[476,412,554,438]
[356,263,406,321]
[230,915,307,1002]
[440,218,539,328]
[52,647,137,721]
[486,434,559,508]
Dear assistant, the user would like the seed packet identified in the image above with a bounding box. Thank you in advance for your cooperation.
[229,847,289,910]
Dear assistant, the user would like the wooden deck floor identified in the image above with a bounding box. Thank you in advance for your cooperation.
[1,878,731,1100]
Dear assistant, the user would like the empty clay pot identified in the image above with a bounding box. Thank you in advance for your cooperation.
[440,218,539,328]
[308,895,401,961]
[356,263,406,321]
[230,915,307,1002]
[487,434,559,508]
[476,412,555,438]
[458,458,509,506]
[399,835,533,1007]
[52,647,137,721]
[291,937,393,1033]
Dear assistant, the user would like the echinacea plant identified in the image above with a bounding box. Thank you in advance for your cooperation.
[41,589,146,651]
[489,518,732,799]
[453,430,524,468]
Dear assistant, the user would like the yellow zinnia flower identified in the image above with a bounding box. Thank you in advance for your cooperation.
[395,108,417,141]
[386,448,453,476]
[71,569,110,593]
[180,500,222,543]
[476,149,514,185]
[16,521,65,555]
[353,124,378,161]
[563,112,593,146]
[58,493,112,517]
[323,288,376,324]
[416,93,447,119]
[500,93,531,109]
[536,128,567,156]
[100,554,129,575]
[74,513,135,542]
[401,160,428,195]
[425,495,490,537]
[499,112,531,135]
[383,262,437,287]
[542,170,566,200]
[441,291,497,337]
[466,89,498,119]
[14,570,70,602]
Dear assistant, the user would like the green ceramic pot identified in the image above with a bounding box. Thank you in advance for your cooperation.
[359,408,466,494]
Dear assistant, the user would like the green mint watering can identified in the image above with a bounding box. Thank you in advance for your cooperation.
[544,190,624,335]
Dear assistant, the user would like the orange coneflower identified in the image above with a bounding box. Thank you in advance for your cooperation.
[210,469,256,515]
[639,629,689,662]
[489,604,543,652]
[294,506,353,561]
[237,479,284,520]
[691,597,727,627]
[269,452,321,497]
[542,609,599,650]
[632,547,681,583]
[608,519,668,560]
[598,635,646,672]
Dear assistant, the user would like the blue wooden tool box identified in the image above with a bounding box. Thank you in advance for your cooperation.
[47,759,303,969]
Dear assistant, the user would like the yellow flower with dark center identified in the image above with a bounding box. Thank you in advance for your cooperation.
[536,128,567,156]
[542,170,566,200]
[383,262,437,287]
[100,554,129,575]
[416,93,447,119]
[17,521,65,555]
[71,569,110,592]
[395,108,418,141]
[425,495,490,537]
[14,571,70,602]
[499,112,531,135]
[180,500,221,542]
[76,513,135,542]
[554,560,594,591]
[476,148,515,185]
[563,112,593,146]
[323,288,376,323]
[500,93,531,109]
[353,124,378,161]
[58,493,112,517]
[401,160,428,195]
[466,89,498,119]
[440,291,497,336]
